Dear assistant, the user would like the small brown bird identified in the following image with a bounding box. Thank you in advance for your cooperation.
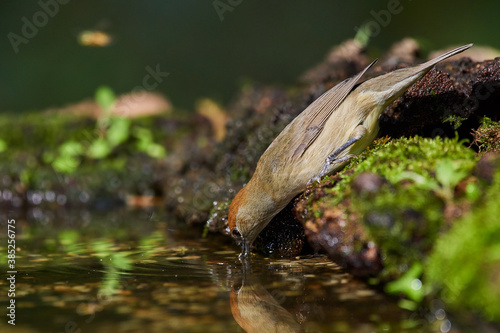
[229,44,473,258]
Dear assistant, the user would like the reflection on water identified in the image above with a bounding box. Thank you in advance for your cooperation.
[230,260,302,332]
[0,208,455,332]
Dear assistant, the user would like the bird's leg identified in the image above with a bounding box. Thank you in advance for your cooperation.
[308,125,367,185]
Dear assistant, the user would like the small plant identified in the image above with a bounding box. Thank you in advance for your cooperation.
[49,140,85,173]
[46,86,166,174]
[385,263,425,310]
[133,127,166,158]
[395,158,469,202]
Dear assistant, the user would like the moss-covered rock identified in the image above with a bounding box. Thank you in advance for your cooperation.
[294,138,500,324]
[0,111,184,210]
[294,136,479,278]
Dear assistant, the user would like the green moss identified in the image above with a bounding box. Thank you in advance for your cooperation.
[353,136,476,183]
[0,112,95,153]
[426,167,500,322]
[443,114,467,130]
[0,111,176,204]
[319,136,478,279]
[326,136,477,205]
[357,182,444,279]
[315,135,500,321]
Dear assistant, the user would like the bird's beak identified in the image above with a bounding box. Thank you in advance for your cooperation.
[239,240,251,259]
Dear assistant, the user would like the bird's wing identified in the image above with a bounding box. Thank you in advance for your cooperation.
[289,59,377,160]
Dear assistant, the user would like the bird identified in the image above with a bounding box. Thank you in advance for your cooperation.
[228,44,473,258]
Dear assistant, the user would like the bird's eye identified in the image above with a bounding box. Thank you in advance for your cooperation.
[231,228,241,238]
[232,280,242,293]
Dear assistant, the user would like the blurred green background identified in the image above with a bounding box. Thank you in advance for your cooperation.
[1,0,499,112]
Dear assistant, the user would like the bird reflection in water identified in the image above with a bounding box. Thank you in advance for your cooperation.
[230,258,301,333]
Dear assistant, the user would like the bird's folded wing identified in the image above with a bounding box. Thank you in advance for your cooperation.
[290,59,377,160]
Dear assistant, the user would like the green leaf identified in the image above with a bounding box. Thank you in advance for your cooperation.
[107,117,131,147]
[395,171,439,191]
[52,155,80,173]
[133,127,165,158]
[87,138,112,159]
[0,139,7,152]
[435,160,467,188]
[133,127,153,144]
[95,86,116,111]
[466,182,480,201]
[59,140,85,157]
[385,263,424,302]
[398,299,419,311]
[145,143,166,158]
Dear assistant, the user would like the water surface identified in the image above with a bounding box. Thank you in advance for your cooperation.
[0,208,455,332]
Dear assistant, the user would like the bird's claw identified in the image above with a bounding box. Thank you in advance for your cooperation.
[307,175,321,186]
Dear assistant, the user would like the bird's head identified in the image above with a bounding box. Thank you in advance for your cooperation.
[228,183,276,258]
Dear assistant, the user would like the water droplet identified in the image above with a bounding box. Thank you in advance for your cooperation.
[440,319,451,333]
[411,278,422,290]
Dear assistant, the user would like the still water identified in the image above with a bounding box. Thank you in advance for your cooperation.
[0,208,453,332]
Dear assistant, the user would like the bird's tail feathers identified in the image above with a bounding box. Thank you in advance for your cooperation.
[419,43,473,70]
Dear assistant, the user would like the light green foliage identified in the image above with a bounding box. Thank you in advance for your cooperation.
[87,116,131,159]
[0,139,7,152]
[95,85,116,111]
[51,140,85,173]
[95,85,116,130]
[134,127,166,158]
[107,116,131,147]
[86,87,162,160]
[385,263,425,310]
[426,168,500,321]
[397,159,470,202]
[443,114,467,130]
[87,137,113,159]
[354,24,371,47]
[0,93,173,199]
[52,86,165,169]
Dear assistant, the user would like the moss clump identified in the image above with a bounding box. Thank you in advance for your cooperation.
[323,136,476,204]
[315,136,478,279]
[353,137,477,278]
[471,117,500,153]
[426,166,500,322]
[354,179,443,279]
